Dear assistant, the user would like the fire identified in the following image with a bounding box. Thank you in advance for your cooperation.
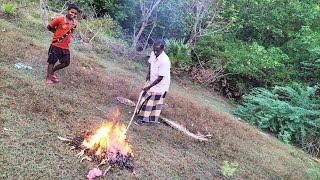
[58,108,135,173]
[82,109,132,156]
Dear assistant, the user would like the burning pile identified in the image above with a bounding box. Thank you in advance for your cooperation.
[59,110,134,175]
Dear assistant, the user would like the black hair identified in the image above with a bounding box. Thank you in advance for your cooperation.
[153,39,165,50]
[68,4,80,13]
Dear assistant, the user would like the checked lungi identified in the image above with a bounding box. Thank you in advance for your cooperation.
[136,91,167,123]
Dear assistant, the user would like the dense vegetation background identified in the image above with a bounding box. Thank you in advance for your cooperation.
[3,0,320,164]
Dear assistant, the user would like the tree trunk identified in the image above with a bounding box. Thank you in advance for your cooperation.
[131,20,147,58]
[187,0,223,45]
[130,0,162,59]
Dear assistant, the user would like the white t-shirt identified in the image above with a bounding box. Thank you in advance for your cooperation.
[148,51,171,93]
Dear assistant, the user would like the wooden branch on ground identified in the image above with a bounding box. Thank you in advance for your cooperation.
[57,136,72,142]
[312,157,319,163]
[160,116,212,141]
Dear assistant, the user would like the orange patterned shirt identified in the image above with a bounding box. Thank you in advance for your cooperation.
[48,15,77,49]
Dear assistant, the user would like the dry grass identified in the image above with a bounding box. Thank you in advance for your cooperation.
[0,4,317,180]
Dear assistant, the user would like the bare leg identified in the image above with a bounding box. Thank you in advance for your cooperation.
[47,64,54,80]
[53,63,69,73]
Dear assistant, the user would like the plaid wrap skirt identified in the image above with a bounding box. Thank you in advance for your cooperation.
[136,91,167,123]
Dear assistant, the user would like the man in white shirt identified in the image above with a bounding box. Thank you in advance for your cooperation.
[135,39,171,126]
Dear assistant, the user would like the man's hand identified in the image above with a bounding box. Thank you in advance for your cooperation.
[143,76,163,92]
[47,25,56,33]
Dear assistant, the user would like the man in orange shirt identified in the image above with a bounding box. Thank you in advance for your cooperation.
[45,4,79,86]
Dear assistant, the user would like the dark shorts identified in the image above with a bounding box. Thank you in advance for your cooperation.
[47,45,70,65]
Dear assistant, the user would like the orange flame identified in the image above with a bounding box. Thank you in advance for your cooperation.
[82,109,132,156]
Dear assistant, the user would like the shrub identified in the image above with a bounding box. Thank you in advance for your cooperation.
[165,38,192,70]
[193,34,225,64]
[232,83,320,145]
[4,4,14,14]
[284,26,320,84]
[133,63,142,72]
[194,36,291,88]
[224,41,290,85]
[221,161,238,177]
[77,15,121,38]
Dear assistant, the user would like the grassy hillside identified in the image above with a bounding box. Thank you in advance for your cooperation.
[0,3,317,180]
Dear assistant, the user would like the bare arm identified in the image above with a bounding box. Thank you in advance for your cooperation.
[47,25,56,33]
[146,64,151,81]
[143,76,163,91]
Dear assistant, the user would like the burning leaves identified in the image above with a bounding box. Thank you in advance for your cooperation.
[58,110,134,177]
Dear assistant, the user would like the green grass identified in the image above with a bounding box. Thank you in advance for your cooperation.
[0,4,319,180]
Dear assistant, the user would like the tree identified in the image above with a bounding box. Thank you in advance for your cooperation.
[130,0,162,59]
[187,0,228,45]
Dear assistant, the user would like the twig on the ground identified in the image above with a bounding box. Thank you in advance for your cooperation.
[312,157,319,163]
[160,116,212,141]
[80,155,92,162]
[103,166,112,176]
[57,136,72,142]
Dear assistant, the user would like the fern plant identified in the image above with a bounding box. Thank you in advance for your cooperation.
[232,83,320,146]
[165,38,192,70]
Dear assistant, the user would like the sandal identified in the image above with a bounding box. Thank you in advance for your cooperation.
[50,74,59,83]
[45,79,54,86]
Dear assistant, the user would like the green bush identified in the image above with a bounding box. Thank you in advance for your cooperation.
[284,26,320,84]
[133,63,142,72]
[224,41,290,85]
[221,161,238,177]
[227,0,320,47]
[4,4,14,14]
[194,36,291,86]
[193,34,226,66]
[78,15,121,38]
[165,38,192,69]
[232,83,320,145]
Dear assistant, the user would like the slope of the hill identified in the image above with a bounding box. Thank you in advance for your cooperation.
[0,5,316,180]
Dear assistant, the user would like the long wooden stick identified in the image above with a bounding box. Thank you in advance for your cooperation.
[160,116,212,141]
[126,81,148,132]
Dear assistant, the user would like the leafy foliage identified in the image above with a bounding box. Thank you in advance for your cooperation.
[80,15,120,37]
[233,83,320,145]
[165,38,192,69]
[193,34,225,65]
[227,0,320,47]
[151,0,190,39]
[284,26,320,84]
[221,161,238,177]
[43,0,320,96]
[224,41,289,84]
[4,4,14,14]
[194,35,290,91]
